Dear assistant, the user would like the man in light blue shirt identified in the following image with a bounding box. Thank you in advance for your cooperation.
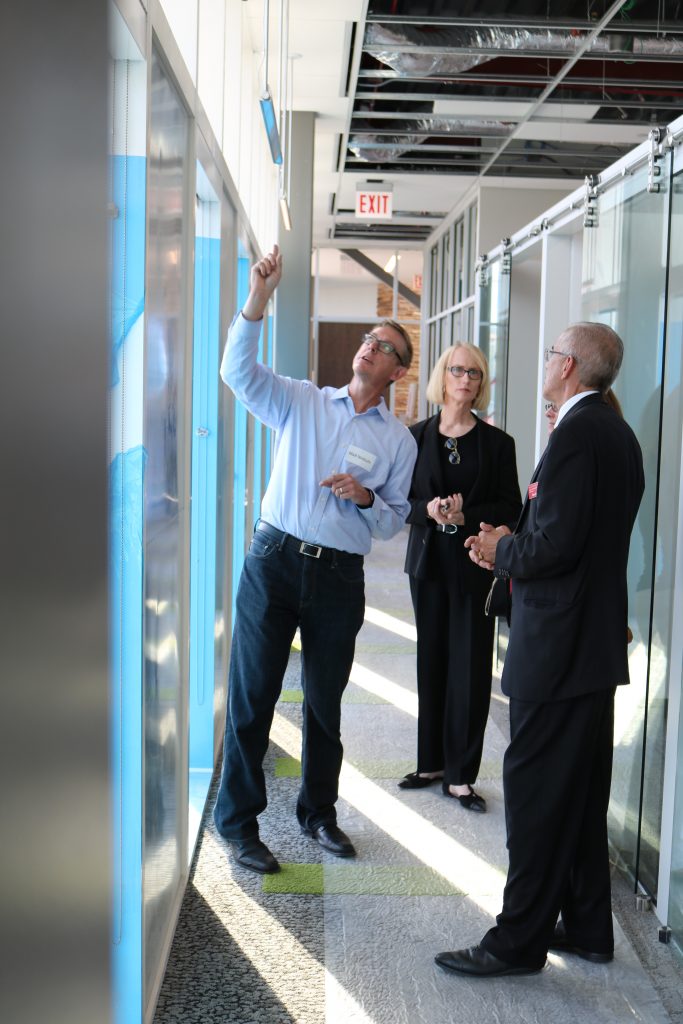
[214,244,417,873]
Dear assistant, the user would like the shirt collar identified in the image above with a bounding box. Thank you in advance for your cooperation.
[555,389,599,428]
[331,384,389,419]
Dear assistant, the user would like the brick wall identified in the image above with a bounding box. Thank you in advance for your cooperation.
[377,283,421,425]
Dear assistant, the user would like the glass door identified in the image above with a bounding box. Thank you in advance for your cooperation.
[478,257,511,427]
[581,153,673,900]
[663,146,683,953]
[143,44,191,1017]
[188,163,221,851]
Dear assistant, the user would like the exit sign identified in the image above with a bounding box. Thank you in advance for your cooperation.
[355,188,393,220]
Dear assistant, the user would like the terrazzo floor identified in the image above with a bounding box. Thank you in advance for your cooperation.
[154,529,682,1024]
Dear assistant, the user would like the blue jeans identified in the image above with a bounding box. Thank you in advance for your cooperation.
[213,524,365,841]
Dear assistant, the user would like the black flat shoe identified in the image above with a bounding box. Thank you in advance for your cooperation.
[442,783,486,813]
[398,771,442,790]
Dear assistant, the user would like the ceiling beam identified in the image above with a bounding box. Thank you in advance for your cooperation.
[343,249,421,309]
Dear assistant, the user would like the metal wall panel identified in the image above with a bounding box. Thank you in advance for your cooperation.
[1,3,111,1023]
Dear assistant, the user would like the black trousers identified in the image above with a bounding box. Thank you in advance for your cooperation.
[409,573,495,786]
[481,687,616,968]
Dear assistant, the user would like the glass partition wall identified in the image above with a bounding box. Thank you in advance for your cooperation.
[423,204,477,417]
[581,156,673,901]
[477,257,511,427]
[143,46,192,1018]
[659,144,683,954]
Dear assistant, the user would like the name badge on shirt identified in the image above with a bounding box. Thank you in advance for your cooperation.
[528,482,538,499]
[345,444,377,472]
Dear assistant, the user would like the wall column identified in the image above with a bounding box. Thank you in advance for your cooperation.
[275,111,315,380]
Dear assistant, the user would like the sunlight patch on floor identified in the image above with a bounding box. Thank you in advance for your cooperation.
[270,713,506,912]
[348,662,418,718]
[364,605,417,642]
[201,830,378,1024]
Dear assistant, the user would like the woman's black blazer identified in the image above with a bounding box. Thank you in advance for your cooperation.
[404,413,522,592]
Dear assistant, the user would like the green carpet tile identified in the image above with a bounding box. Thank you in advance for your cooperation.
[262,863,465,897]
[279,688,388,705]
[274,757,502,780]
[354,641,417,654]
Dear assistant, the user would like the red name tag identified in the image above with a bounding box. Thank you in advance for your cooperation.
[528,482,538,499]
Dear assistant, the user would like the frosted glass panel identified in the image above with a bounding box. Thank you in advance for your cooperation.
[478,259,510,426]
[143,46,190,1006]
[665,159,683,951]
[581,158,672,898]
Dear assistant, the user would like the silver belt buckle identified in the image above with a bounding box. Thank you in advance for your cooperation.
[300,541,322,558]
[437,523,458,535]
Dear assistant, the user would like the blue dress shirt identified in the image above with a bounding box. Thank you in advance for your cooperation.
[221,313,417,554]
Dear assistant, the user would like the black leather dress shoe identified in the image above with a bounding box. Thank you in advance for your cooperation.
[398,771,441,789]
[442,783,486,813]
[435,945,545,977]
[549,923,613,963]
[302,823,356,857]
[230,837,280,874]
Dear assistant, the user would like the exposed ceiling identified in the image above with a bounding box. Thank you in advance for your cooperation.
[250,1,683,249]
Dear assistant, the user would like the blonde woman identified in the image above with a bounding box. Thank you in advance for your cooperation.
[400,345,521,811]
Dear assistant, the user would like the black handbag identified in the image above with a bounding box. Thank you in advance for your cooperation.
[485,575,512,624]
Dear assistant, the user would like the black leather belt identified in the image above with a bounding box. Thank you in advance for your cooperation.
[255,520,362,565]
[435,523,458,535]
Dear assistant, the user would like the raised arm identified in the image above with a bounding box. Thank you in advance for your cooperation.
[221,244,296,429]
[242,244,283,322]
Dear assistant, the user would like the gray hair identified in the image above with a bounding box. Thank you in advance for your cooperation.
[561,322,624,391]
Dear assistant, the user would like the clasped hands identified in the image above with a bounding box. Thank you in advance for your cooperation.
[321,472,372,507]
[427,493,464,528]
[464,523,512,570]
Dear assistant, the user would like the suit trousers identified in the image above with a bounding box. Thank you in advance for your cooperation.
[409,572,495,786]
[213,528,365,841]
[481,687,616,967]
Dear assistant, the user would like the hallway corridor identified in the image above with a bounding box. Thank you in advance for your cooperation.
[155,530,679,1024]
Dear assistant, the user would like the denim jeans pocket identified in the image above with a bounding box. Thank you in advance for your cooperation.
[248,532,279,559]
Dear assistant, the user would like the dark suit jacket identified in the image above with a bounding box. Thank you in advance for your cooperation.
[404,414,522,594]
[495,393,644,702]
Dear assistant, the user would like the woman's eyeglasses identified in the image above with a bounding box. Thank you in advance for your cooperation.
[446,365,483,381]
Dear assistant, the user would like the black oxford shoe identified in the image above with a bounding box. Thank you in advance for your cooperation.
[302,822,356,858]
[230,837,280,874]
[549,923,613,963]
[435,945,545,977]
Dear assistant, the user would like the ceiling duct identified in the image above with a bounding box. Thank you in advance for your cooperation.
[349,117,510,161]
[365,23,683,78]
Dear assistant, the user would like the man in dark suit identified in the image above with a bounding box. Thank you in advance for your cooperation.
[435,322,644,977]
